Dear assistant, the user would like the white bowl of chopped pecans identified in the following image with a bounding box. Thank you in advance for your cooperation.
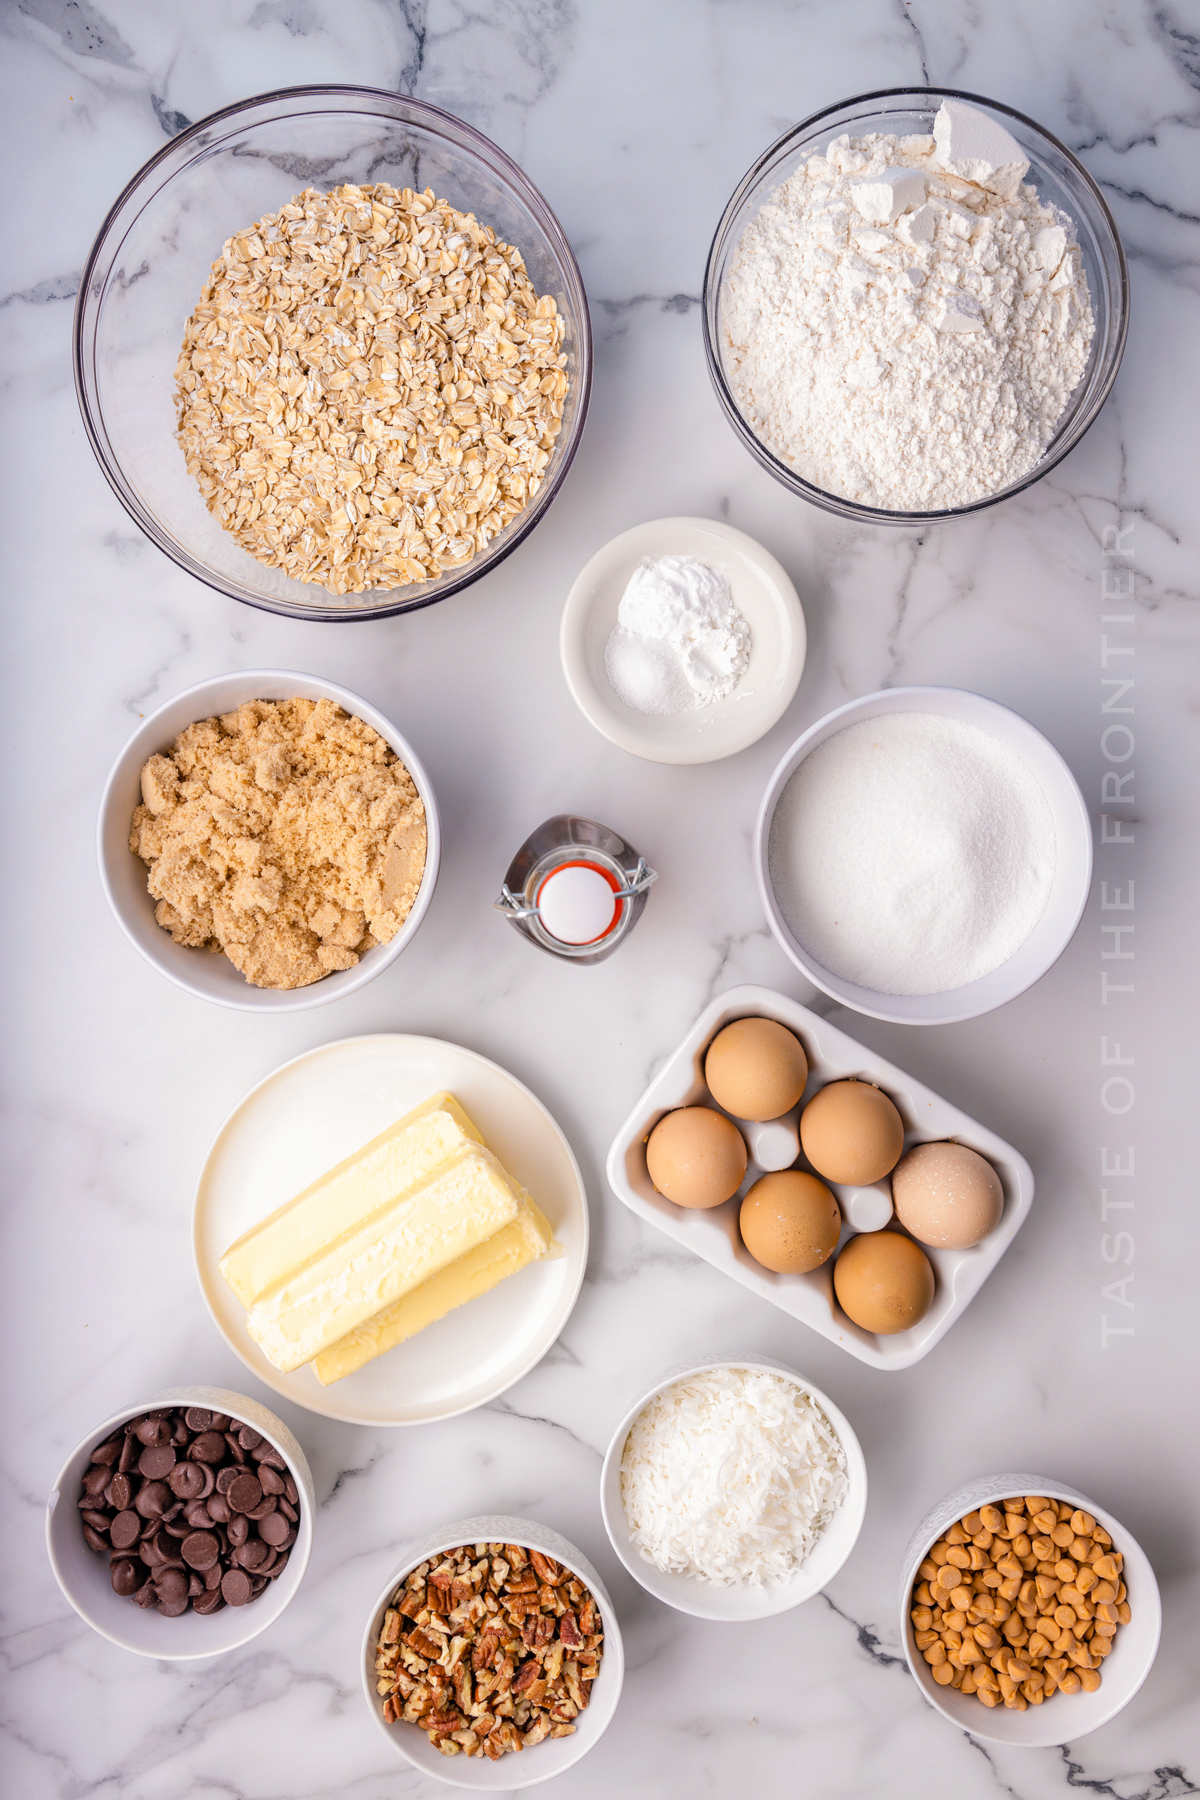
[362,1516,623,1787]
[899,1474,1161,1745]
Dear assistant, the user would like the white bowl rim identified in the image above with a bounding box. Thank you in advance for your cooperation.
[360,1513,625,1788]
[898,1471,1162,1745]
[96,669,441,1012]
[600,1354,867,1620]
[559,515,807,765]
[45,1384,314,1660]
[754,685,1093,1025]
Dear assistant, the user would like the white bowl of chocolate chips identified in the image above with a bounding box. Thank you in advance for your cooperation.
[46,1385,314,1659]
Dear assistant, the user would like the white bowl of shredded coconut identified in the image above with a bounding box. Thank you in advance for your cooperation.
[601,1357,866,1619]
[705,88,1127,521]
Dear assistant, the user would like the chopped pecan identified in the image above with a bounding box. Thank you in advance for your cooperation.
[530,1550,563,1586]
[578,1595,596,1635]
[505,1544,528,1571]
[559,1610,583,1648]
[405,1627,444,1662]
[549,1723,577,1739]
[381,1608,401,1644]
[523,1715,550,1747]
[397,1587,425,1620]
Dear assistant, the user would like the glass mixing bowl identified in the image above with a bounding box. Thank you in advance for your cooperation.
[74,86,592,621]
[703,87,1128,525]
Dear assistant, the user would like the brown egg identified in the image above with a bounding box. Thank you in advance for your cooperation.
[704,1017,808,1121]
[833,1230,934,1334]
[646,1106,747,1209]
[800,1080,904,1185]
[740,1171,841,1274]
[893,1141,1004,1249]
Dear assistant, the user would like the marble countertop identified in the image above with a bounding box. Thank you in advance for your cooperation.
[3,1,1198,1796]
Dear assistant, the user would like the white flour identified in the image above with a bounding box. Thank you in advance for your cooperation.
[767,712,1057,996]
[605,555,751,715]
[722,100,1095,511]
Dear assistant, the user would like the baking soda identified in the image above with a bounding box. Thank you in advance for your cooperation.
[605,555,751,715]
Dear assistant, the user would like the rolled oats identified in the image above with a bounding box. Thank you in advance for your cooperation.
[175,184,569,596]
[374,1541,604,1760]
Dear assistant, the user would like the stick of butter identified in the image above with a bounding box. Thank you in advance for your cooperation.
[313,1200,561,1384]
[219,1093,483,1308]
[244,1144,522,1372]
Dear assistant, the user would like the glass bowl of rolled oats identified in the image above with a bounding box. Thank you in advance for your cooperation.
[362,1515,624,1789]
[74,87,591,621]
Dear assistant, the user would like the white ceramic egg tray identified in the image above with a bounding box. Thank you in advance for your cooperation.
[605,985,1033,1371]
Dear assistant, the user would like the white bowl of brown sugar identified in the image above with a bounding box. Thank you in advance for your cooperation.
[97,670,440,1011]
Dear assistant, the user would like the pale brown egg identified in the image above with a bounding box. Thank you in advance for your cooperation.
[646,1106,747,1209]
[893,1141,1004,1249]
[800,1080,904,1185]
[833,1230,934,1334]
[739,1171,841,1274]
[704,1017,809,1121]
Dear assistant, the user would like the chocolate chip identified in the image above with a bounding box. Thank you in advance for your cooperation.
[228,1473,262,1515]
[138,1445,176,1480]
[135,1481,171,1519]
[182,1531,220,1571]
[189,1432,227,1464]
[169,1462,206,1501]
[221,1568,252,1606]
[258,1510,290,1547]
[110,1511,141,1550]
[82,1403,300,1626]
[111,1560,140,1596]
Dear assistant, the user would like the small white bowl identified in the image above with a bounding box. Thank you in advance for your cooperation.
[559,516,806,763]
[899,1473,1161,1745]
[600,1356,866,1620]
[97,670,441,1011]
[46,1385,314,1660]
[755,686,1092,1025]
[362,1514,624,1789]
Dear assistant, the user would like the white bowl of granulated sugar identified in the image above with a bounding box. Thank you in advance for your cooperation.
[756,687,1092,1026]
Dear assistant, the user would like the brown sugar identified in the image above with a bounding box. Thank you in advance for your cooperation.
[130,697,427,989]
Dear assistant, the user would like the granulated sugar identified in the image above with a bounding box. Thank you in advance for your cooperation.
[768,713,1056,995]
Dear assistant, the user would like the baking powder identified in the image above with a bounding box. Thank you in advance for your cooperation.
[605,555,751,715]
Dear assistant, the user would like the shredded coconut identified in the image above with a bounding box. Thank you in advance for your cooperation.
[721,101,1095,511]
[767,712,1056,995]
[604,555,751,715]
[620,1368,848,1586]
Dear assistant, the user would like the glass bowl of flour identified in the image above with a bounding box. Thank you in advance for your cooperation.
[704,89,1127,522]
[755,687,1092,1025]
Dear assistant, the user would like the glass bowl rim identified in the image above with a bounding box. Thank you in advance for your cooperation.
[701,84,1129,526]
[73,82,593,622]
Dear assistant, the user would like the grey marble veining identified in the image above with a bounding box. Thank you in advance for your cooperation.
[1,1,1198,1796]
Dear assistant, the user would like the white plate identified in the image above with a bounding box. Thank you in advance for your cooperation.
[194,1035,588,1424]
[605,985,1033,1371]
[559,516,806,763]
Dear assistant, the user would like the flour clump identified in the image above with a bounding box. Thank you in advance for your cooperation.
[721,100,1095,510]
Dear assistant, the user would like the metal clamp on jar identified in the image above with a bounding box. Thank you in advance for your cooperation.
[495,815,657,964]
